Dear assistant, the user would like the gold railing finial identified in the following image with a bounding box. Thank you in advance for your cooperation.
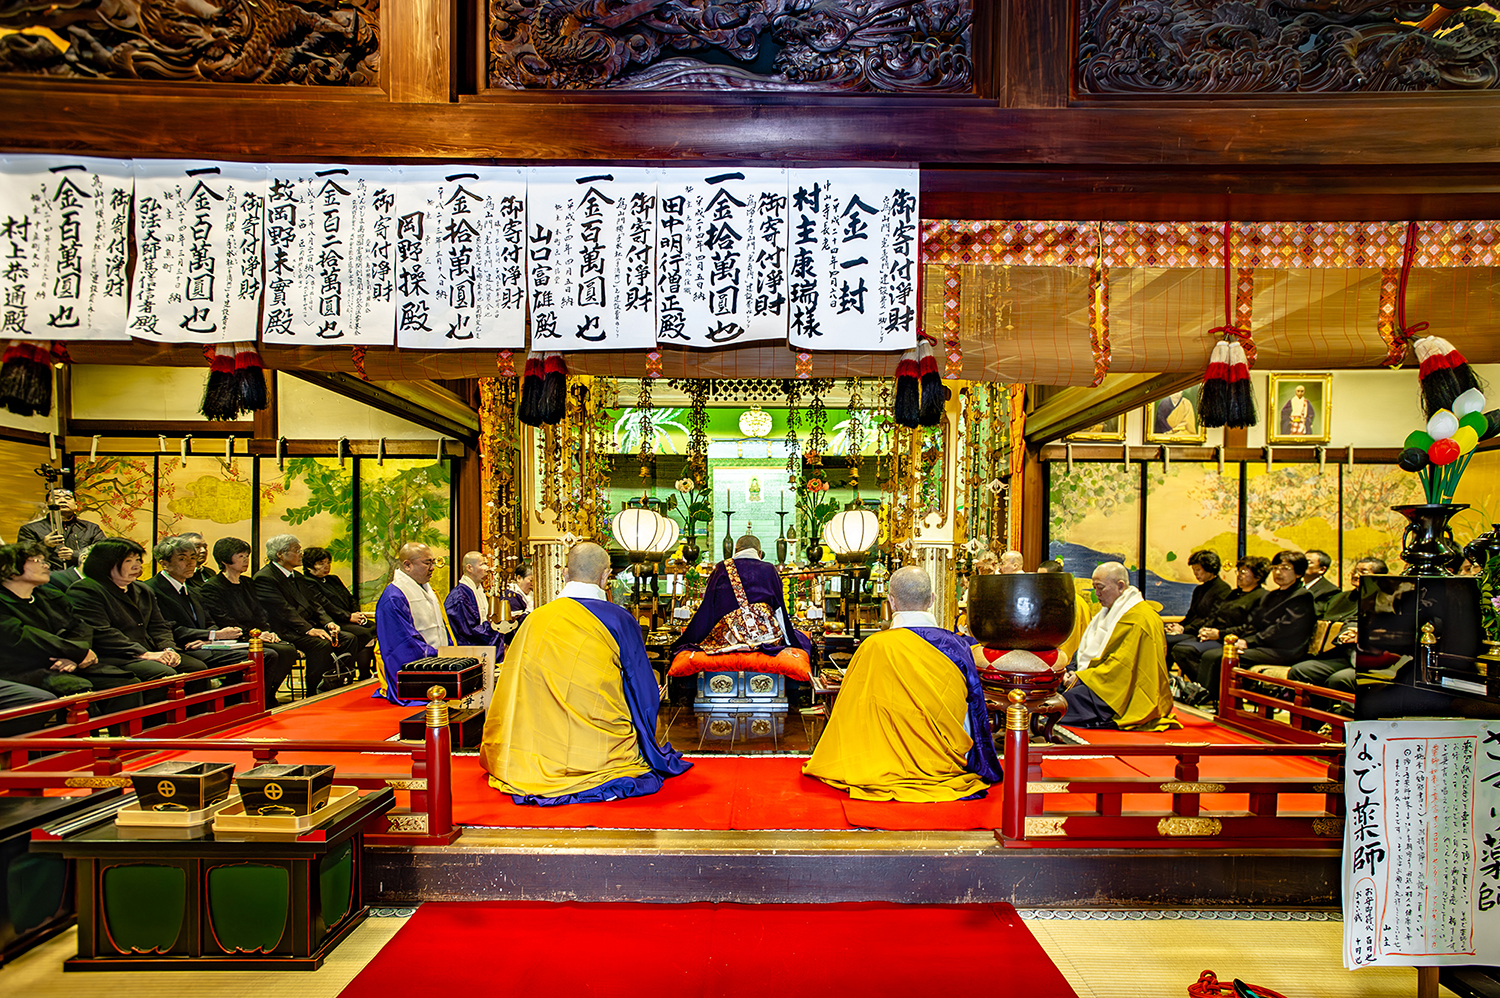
[1006,688,1029,731]
[426,686,449,728]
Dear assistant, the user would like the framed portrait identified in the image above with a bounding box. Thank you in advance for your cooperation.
[1066,414,1125,442]
[1143,386,1207,445]
[1267,373,1332,445]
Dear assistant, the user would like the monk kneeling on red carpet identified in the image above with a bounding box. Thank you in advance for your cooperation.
[803,566,1001,802]
[479,542,690,806]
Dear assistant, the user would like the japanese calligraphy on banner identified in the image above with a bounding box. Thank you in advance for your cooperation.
[656,168,788,348]
[0,155,133,341]
[393,166,528,350]
[1343,720,1499,969]
[261,164,397,346]
[128,160,266,344]
[785,168,919,352]
[526,167,659,351]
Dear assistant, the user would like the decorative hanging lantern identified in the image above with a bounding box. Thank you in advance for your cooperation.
[739,406,773,438]
[823,506,880,563]
[612,505,674,558]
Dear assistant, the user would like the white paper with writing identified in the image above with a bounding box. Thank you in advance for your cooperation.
[526,167,659,352]
[261,164,397,346]
[656,168,788,348]
[1344,719,1500,968]
[393,166,528,350]
[127,160,267,344]
[0,155,133,341]
[785,168,919,352]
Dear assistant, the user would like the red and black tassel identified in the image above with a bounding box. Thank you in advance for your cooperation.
[540,352,568,425]
[0,340,54,417]
[1223,340,1256,428]
[1415,335,1484,419]
[1198,341,1231,429]
[518,353,545,427]
[232,342,268,412]
[917,338,944,426]
[200,345,240,421]
[892,348,920,428]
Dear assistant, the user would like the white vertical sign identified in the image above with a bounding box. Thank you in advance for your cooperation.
[0,155,133,341]
[526,167,658,351]
[785,168,919,352]
[261,164,397,346]
[656,167,789,348]
[128,160,267,344]
[1343,719,1500,969]
[393,166,528,350]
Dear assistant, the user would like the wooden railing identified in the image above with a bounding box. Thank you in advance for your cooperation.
[1218,662,1353,745]
[997,691,1345,848]
[0,687,458,846]
[0,655,265,776]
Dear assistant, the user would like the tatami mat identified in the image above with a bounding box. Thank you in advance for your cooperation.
[1023,914,1457,997]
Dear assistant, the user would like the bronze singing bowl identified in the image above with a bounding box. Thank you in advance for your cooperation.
[967,573,1077,651]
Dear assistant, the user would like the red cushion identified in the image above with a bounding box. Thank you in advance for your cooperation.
[668,647,812,682]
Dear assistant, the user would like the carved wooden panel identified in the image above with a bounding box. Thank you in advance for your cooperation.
[0,0,380,85]
[1078,0,1500,95]
[487,0,974,92]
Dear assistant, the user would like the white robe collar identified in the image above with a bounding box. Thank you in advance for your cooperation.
[890,610,939,630]
[1075,586,1144,672]
[560,580,607,601]
[732,549,762,561]
[391,568,448,649]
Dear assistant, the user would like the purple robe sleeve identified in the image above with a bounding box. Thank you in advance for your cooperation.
[444,585,501,648]
[373,584,437,706]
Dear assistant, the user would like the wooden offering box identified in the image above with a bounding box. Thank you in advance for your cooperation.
[235,765,335,817]
[395,656,483,700]
[129,762,235,813]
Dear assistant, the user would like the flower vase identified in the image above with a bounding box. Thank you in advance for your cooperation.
[681,534,700,566]
[1393,503,1469,576]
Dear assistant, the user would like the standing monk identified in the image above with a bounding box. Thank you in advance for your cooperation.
[481,542,689,806]
[804,566,1001,802]
[1062,562,1178,731]
[374,543,451,705]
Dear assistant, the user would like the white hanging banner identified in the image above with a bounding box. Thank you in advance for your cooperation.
[526,167,658,352]
[261,164,397,346]
[393,166,527,350]
[656,167,788,348]
[0,155,133,341]
[785,168,919,352]
[128,160,267,344]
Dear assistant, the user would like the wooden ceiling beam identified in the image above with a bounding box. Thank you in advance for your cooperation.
[1024,372,1204,447]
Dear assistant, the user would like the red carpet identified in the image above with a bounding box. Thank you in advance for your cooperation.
[339,901,1078,998]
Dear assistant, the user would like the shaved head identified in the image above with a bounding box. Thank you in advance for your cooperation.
[566,542,611,584]
[398,542,436,586]
[461,551,486,569]
[889,566,934,613]
[1090,561,1130,609]
[999,550,1024,574]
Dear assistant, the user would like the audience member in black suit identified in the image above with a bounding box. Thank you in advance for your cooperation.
[1302,549,1340,615]
[0,541,142,710]
[1162,549,1233,657]
[1194,549,1317,704]
[253,534,363,693]
[65,538,210,684]
[144,536,245,660]
[1169,556,1270,684]
[197,537,296,708]
[178,531,215,586]
[300,546,375,680]
[40,541,91,594]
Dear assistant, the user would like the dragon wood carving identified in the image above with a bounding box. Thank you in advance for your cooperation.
[487,0,972,91]
[1079,0,1500,93]
[0,0,379,85]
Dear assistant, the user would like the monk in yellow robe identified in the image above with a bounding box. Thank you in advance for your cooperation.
[804,567,1001,802]
[1062,561,1180,731]
[480,542,690,805]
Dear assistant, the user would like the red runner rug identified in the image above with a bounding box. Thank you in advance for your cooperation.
[339,901,1078,998]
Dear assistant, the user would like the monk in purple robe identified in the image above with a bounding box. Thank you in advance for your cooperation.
[672,535,813,661]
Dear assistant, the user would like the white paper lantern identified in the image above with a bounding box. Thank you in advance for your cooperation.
[657,515,679,555]
[613,506,673,555]
[824,508,880,557]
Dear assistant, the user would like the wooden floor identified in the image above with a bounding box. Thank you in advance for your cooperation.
[0,908,1452,997]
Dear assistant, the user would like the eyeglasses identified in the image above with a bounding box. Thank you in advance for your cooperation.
[24,557,47,565]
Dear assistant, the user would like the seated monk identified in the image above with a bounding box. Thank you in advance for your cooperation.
[803,566,1001,802]
[670,534,813,682]
[1062,562,1179,731]
[480,542,690,806]
[1037,559,1094,666]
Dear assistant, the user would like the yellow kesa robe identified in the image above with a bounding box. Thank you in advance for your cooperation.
[480,597,652,798]
[1076,601,1180,731]
[803,628,988,802]
[1057,594,1096,668]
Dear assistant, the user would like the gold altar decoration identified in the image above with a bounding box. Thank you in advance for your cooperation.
[1157,816,1223,837]
[535,373,613,540]
[1160,782,1227,794]
[479,372,522,571]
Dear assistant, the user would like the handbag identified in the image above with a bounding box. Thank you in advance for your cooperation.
[701,558,784,654]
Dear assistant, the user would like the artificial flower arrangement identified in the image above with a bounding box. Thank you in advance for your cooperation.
[1396,387,1499,503]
